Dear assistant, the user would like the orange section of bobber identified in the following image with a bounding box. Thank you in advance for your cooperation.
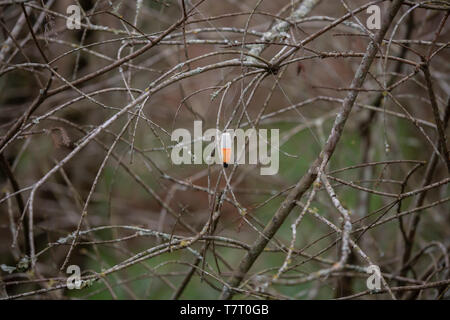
[222,148,231,163]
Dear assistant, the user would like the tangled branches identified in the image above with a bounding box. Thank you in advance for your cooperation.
[0,0,449,300]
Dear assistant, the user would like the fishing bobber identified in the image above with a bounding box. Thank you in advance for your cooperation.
[220,132,232,168]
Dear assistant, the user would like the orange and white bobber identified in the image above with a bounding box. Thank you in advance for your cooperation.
[220,132,232,168]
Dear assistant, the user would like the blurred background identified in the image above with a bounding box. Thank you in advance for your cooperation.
[0,0,449,299]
